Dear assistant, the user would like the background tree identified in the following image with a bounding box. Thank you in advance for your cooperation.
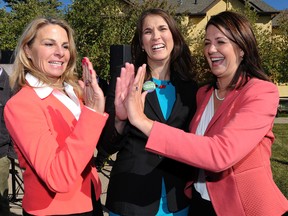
[1,0,287,84]
[66,0,194,80]
[0,0,63,50]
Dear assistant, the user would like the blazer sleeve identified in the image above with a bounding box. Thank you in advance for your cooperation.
[4,91,108,192]
[145,80,279,172]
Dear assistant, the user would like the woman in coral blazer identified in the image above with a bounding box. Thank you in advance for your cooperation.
[4,17,107,215]
[118,11,288,216]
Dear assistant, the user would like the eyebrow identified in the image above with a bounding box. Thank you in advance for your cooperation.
[205,36,228,40]
[143,24,168,30]
[42,38,69,44]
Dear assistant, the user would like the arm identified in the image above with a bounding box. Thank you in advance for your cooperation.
[145,80,279,172]
[4,90,108,193]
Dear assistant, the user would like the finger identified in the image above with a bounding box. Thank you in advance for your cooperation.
[115,77,122,104]
[82,57,90,87]
[78,80,85,89]
[133,64,146,92]
[84,57,100,88]
[119,66,128,99]
[124,63,134,91]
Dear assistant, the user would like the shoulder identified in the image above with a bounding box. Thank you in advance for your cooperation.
[175,79,198,91]
[243,79,278,97]
[197,84,211,96]
[7,86,38,106]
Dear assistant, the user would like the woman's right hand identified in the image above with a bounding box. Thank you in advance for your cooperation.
[79,57,105,114]
[114,63,135,120]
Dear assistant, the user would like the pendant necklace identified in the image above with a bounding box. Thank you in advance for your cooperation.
[214,89,225,101]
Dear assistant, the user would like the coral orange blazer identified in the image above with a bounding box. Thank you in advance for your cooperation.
[146,78,288,215]
[4,85,108,215]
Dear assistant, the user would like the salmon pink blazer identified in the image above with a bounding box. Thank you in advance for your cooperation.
[4,85,108,215]
[146,78,288,215]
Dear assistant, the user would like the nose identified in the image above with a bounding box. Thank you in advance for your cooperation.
[152,30,161,40]
[207,43,217,54]
[54,46,65,57]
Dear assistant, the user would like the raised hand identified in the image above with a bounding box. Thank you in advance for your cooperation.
[125,64,148,127]
[114,63,135,120]
[78,57,105,114]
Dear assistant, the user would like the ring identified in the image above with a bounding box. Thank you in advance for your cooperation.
[85,80,91,86]
[135,86,139,91]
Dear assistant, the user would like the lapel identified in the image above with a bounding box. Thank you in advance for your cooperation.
[145,90,165,122]
[205,88,241,133]
[191,79,256,134]
[145,83,184,123]
[190,87,212,133]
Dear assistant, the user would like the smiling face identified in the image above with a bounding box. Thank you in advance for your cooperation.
[141,14,174,67]
[25,24,70,83]
[204,25,243,83]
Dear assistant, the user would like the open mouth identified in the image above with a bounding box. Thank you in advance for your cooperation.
[152,44,165,51]
[49,61,64,66]
[211,57,224,63]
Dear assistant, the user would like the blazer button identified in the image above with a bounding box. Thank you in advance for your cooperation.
[158,155,163,159]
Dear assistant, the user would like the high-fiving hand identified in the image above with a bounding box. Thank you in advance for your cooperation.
[79,57,105,114]
[115,63,153,136]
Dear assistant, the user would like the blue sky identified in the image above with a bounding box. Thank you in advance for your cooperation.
[1,0,288,11]
[263,0,288,10]
[59,0,288,10]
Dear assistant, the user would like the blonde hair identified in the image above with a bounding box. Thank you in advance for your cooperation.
[11,17,82,97]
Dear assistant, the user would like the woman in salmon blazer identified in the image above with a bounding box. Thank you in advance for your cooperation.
[118,11,288,216]
[4,17,108,215]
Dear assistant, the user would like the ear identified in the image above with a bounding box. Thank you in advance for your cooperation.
[240,50,244,58]
[24,45,32,59]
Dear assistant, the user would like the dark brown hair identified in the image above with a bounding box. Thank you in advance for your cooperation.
[206,11,271,90]
[131,8,195,82]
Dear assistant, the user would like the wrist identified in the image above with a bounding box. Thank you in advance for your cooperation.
[132,116,153,137]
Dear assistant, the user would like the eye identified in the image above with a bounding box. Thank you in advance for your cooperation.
[63,44,69,49]
[217,40,225,44]
[204,40,210,46]
[160,26,168,31]
[44,42,53,47]
[143,30,152,35]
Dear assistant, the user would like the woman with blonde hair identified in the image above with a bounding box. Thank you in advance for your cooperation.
[5,17,108,216]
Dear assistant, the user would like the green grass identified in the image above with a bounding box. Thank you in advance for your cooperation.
[271,123,288,198]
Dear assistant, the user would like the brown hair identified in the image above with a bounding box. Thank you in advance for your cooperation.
[206,11,270,90]
[131,8,195,82]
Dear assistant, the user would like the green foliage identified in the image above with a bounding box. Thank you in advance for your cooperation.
[1,0,288,84]
[66,0,193,80]
[0,0,63,50]
[271,123,288,198]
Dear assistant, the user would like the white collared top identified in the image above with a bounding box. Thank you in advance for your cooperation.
[25,73,81,120]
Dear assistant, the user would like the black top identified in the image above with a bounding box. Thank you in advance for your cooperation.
[0,68,15,159]
[102,75,198,215]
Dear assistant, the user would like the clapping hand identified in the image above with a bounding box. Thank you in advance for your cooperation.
[114,63,135,120]
[78,57,105,114]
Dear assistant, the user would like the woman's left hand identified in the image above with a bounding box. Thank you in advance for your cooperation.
[78,57,105,114]
[124,64,153,136]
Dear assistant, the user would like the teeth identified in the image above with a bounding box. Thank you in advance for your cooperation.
[211,57,224,62]
[49,61,63,65]
[152,44,165,50]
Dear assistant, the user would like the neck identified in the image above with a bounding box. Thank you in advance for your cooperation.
[148,62,170,81]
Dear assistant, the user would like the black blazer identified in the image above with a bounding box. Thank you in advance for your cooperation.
[0,68,14,158]
[105,79,198,216]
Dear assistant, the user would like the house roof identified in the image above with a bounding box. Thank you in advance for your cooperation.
[124,0,279,16]
[272,9,288,27]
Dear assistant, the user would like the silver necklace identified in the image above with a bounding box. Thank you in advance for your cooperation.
[214,89,225,101]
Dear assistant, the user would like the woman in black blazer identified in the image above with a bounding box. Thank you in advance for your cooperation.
[104,9,198,216]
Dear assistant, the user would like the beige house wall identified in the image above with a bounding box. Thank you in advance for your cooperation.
[278,84,288,97]
[187,0,273,49]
